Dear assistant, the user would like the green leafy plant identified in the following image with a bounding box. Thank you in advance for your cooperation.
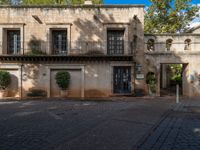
[27,38,46,56]
[146,72,156,94]
[169,64,183,85]
[146,72,156,85]
[0,70,11,90]
[55,71,70,90]
[27,89,47,97]
[145,0,199,33]
[26,50,46,56]
[21,0,103,5]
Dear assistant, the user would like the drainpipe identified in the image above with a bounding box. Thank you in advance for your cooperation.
[69,25,72,54]
[133,62,136,96]
[22,24,25,55]
[20,64,23,100]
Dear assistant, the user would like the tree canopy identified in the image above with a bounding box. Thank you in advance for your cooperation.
[0,0,11,4]
[145,0,199,33]
[71,0,103,4]
[0,0,103,5]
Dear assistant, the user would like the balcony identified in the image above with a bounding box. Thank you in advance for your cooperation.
[0,41,134,62]
[0,40,133,56]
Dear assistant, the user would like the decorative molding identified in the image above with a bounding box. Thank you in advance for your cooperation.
[0,23,26,26]
[103,22,130,25]
[46,23,73,26]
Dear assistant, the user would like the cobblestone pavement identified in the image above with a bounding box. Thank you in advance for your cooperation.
[0,98,173,150]
[137,99,200,150]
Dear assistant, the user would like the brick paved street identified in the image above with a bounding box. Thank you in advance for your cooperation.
[0,98,173,150]
[137,99,200,150]
[1,98,200,150]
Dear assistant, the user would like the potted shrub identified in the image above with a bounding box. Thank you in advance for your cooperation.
[0,70,11,97]
[146,72,156,96]
[55,71,70,97]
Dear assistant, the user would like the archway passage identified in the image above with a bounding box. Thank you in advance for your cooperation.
[160,63,188,96]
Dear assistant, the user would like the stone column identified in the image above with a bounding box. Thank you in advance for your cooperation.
[156,64,161,96]
[162,64,167,88]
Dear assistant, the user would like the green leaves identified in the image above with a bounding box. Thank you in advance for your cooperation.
[145,0,199,33]
[0,0,103,5]
[0,0,11,4]
[0,70,11,90]
[55,71,70,90]
[169,64,183,84]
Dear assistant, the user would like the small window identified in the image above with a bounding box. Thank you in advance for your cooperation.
[184,39,191,50]
[147,39,155,51]
[166,39,173,51]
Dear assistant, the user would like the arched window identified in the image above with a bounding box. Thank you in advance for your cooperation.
[184,39,191,50]
[166,39,173,51]
[147,39,155,51]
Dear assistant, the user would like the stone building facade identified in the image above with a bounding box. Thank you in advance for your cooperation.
[1,4,200,99]
[0,5,145,98]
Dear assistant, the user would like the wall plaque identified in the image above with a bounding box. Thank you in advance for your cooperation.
[136,74,144,79]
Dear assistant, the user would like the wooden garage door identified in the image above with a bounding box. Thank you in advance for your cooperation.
[50,69,82,97]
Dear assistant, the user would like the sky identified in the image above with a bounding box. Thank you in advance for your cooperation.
[105,0,200,5]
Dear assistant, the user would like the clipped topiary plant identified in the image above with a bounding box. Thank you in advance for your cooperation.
[146,72,156,95]
[0,70,11,90]
[55,71,70,90]
[0,70,11,97]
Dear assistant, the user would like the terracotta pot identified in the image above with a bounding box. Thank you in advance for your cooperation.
[0,90,8,98]
[60,90,68,97]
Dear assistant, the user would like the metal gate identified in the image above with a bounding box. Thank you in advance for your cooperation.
[113,66,131,94]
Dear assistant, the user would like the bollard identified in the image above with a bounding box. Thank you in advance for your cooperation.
[176,84,179,104]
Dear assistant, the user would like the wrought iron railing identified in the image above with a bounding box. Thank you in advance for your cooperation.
[0,41,134,56]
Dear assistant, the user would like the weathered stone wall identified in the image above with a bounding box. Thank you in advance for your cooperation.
[144,34,200,52]
[144,34,200,97]
[0,62,134,98]
[0,5,144,98]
